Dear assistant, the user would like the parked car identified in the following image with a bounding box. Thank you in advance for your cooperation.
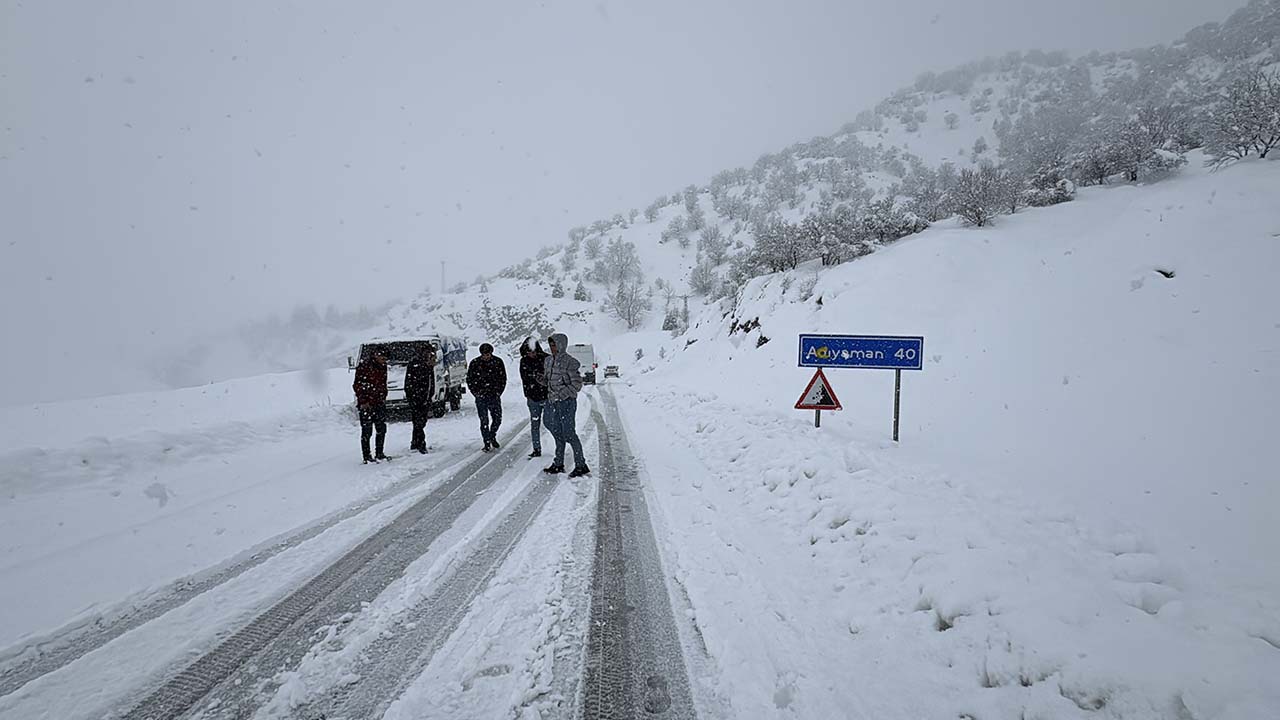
[349,335,468,418]
[604,365,620,379]
[567,343,597,384]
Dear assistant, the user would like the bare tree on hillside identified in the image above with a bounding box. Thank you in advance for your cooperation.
[599,236,644,288]
[1204,68,1280,166]
[604,281,652,329]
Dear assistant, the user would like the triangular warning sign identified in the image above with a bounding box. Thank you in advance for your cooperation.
[795,369,842,410]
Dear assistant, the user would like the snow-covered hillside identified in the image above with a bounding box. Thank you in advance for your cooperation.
[592,154,1280,718]
[349,0,1279,360]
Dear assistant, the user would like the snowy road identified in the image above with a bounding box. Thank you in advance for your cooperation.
[580,389,697,720]
[119,421,532,720]
[0,381,710,720]
[0,436,488,698]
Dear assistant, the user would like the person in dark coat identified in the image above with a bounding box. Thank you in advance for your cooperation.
[353,349,389,463]
[466,343,507,452]
[404,344,437,454]
[519,337,550,459]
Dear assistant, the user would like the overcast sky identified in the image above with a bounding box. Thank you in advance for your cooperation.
[0,0,1245,405]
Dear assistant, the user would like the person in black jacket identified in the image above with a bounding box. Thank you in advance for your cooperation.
[519,337,549,458]
[404,345,437,454]
[465,343,507,451]
[353,349,389,464]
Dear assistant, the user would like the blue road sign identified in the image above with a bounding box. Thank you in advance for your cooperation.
[798,334,924,371]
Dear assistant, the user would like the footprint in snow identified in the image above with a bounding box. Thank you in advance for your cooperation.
[144,482,171,507]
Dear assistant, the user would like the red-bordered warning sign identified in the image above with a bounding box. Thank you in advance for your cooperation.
[795,368,842,411]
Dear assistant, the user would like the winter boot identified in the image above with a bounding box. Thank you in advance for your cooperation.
[490,438,501,450]
[568,465,592,478]
[528,449,542,459]
[543,463,565,475]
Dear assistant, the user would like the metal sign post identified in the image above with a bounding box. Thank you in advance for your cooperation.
[798,334,924,441]
[893,368,902,442]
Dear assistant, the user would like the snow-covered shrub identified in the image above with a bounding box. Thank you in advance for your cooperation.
[698,226,728,265]
[686,203,706,232]
[950,164,1005,227]
[560,250,577,272]
[662,308,681,333]
[689,260,719,296]
[1024,166,1075,207]
[643,197,664,222]
[1203,67,1280,166]
[660,215,688,245]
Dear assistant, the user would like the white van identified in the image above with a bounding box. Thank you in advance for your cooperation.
[567,343,597,384]
[349,335,468,417]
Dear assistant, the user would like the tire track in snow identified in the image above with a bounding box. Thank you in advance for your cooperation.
[0,443,482,699]
[114,422,530,720]
[580,387,697,720]
[290,453,575,720]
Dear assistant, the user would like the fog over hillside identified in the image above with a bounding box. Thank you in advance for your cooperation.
[0,0,1249,406]
[198,0,1280,382]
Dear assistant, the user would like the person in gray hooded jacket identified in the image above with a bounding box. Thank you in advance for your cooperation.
[542,332,590,477]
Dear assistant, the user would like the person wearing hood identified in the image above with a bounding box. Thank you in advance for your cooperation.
[466,342,507,452]
[519,337,550,458]
[542,332,590,477]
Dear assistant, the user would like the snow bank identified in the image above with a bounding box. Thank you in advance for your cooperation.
[0,366,507,650]
[620,156,1280,718]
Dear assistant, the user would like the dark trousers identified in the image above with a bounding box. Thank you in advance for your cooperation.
[545,397,585,467]
[527,399,545,452]
[475,394,502,443]
[359,403,387,459]
[409,401,431,451]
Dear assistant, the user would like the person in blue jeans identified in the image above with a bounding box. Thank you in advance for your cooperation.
[542,332,590,477]
[466,343,507,452]
[518,337,549,459]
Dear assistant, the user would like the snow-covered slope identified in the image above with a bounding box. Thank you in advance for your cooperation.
[600,155,1280,718]
[356,1,1279,356]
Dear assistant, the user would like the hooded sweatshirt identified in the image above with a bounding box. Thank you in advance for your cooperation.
[544,332,583,403]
